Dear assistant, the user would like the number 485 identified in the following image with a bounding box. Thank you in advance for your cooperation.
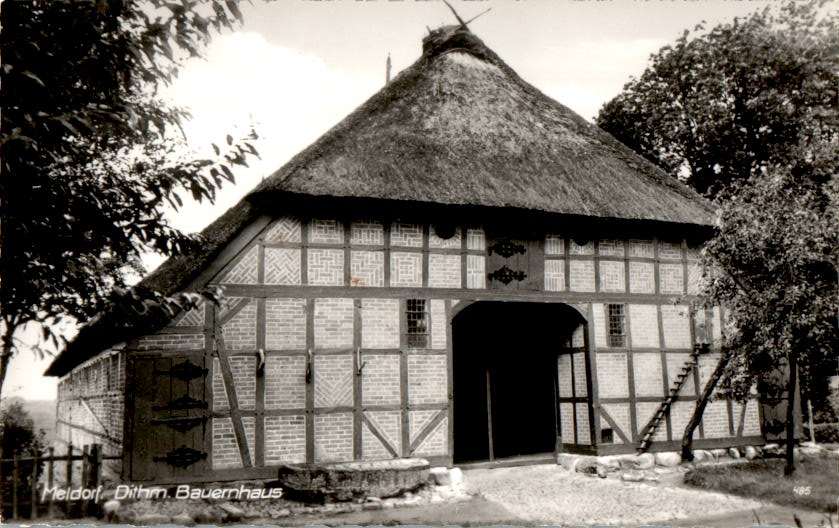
[793,486,811,496]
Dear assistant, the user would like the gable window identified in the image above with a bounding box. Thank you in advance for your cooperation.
[406,299,429,348]
[607,303,626,347]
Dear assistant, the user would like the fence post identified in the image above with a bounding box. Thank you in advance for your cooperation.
[47,447,54,518]
[80,446,89,517]
[65,443,73,486]
[90,444,102,488]
[30,449,39,520]
[12,455,18,520]
[65,443,73,516]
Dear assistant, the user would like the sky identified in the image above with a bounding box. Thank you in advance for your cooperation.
[6,0,783,401]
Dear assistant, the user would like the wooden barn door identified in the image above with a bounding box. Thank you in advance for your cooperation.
[485,230,544,291]
[127,353,209,481]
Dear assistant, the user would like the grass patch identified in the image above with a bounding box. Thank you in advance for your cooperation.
[684,451,839,513]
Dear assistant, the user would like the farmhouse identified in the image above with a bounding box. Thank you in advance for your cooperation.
[46,25,763,483]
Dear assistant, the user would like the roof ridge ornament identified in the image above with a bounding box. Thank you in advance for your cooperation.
[442,0,491,30]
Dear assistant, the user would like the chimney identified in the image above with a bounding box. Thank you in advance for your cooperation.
[386,53,392,85]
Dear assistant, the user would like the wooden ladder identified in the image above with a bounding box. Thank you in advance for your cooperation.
[637,346,703,453]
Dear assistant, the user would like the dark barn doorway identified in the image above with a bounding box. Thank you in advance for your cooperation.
[452,302,586,463]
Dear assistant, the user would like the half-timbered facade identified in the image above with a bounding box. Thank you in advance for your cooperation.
[48,25,763,483]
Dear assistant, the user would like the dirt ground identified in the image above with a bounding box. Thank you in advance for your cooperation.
[288,463,833,527]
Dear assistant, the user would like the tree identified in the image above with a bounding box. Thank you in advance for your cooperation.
[0,1,259,399]
[597,1,838,199]
[0,402,47,518]
[597,0,839,474]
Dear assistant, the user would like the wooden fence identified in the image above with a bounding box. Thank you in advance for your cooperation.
[0,443,121,521]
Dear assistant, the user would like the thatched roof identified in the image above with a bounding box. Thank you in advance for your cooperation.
[46,25,714,377]
[249,25,714,225]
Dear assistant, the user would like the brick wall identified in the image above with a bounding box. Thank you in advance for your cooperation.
[629,262,655,294]
[628,304,658,348]
[428,254,461,288]
[264,215,302,243]
[599,260,625,293]
[702,400,731,438]
[314,355,353,408]
[351,220,384,245]
[265,248,301,285]
[351,250,384,287]
[219,245,258,284]
[308,248,344,286]
[314,413,353,462]
[56,350,125,461]
[391,252,422,287]
[314,298,353,348]
[599,403,631,444]
[362,354,401,405]
[222,299,256,351]
[264,415,306,464]
[135,333,204,351]
[265,355,306,409]
[661,305,691,349]
[569,260,595,292]
[596,352,628,398]
[408,354,447,405]
[362,411,401,459]
[266,298,306,349]
[633,353,663,397]
[361,299,399,349]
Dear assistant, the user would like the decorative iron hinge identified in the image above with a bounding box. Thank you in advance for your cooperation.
[153,445,208,469]
[487,265,527,285]
[154,360,207,382]
[488,238,526,258]
[152,394,208,412]
[151,416,207,434]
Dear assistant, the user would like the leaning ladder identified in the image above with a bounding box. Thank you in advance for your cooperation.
[637,345,703,453]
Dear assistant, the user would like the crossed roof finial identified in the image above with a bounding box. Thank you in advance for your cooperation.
[442,0,491,30]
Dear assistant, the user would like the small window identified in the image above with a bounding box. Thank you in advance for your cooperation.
[406,299,429,348]
[607,303,626,347]
[600,428,614,443]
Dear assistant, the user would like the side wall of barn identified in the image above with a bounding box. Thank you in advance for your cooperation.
[55,349,125,477]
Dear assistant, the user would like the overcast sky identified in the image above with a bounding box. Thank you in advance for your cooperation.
[8,0,781,400]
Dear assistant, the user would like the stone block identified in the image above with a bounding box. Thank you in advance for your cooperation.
[429,467,451,486]
[620,453,655,470]
[596,457,621,473]
[744,446,759,460]
[449,467,463,487]
[728,447,741,459]
[654,451,682,467]
[692,449,713,462]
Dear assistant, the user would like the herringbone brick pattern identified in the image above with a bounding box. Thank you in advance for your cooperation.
[264,247,301,285]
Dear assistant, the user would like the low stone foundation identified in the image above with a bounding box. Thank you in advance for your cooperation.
[276,458,431,502]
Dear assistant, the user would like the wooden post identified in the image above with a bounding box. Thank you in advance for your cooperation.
[30,450,39,520]
[80,446,89,517]
[91,444,102,488]
[47,448,54,518]
[65,443,73,516]
[12,455,18,520]
[486,366,494,461]
[65,443,73,486]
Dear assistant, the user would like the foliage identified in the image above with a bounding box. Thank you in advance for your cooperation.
[0,402,46,518]
[596,1,839,198]
[684,450,839,513]
[0,0,258,398]
[598,0,839,472]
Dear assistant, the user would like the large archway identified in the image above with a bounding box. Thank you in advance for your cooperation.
[452,302,587,463]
